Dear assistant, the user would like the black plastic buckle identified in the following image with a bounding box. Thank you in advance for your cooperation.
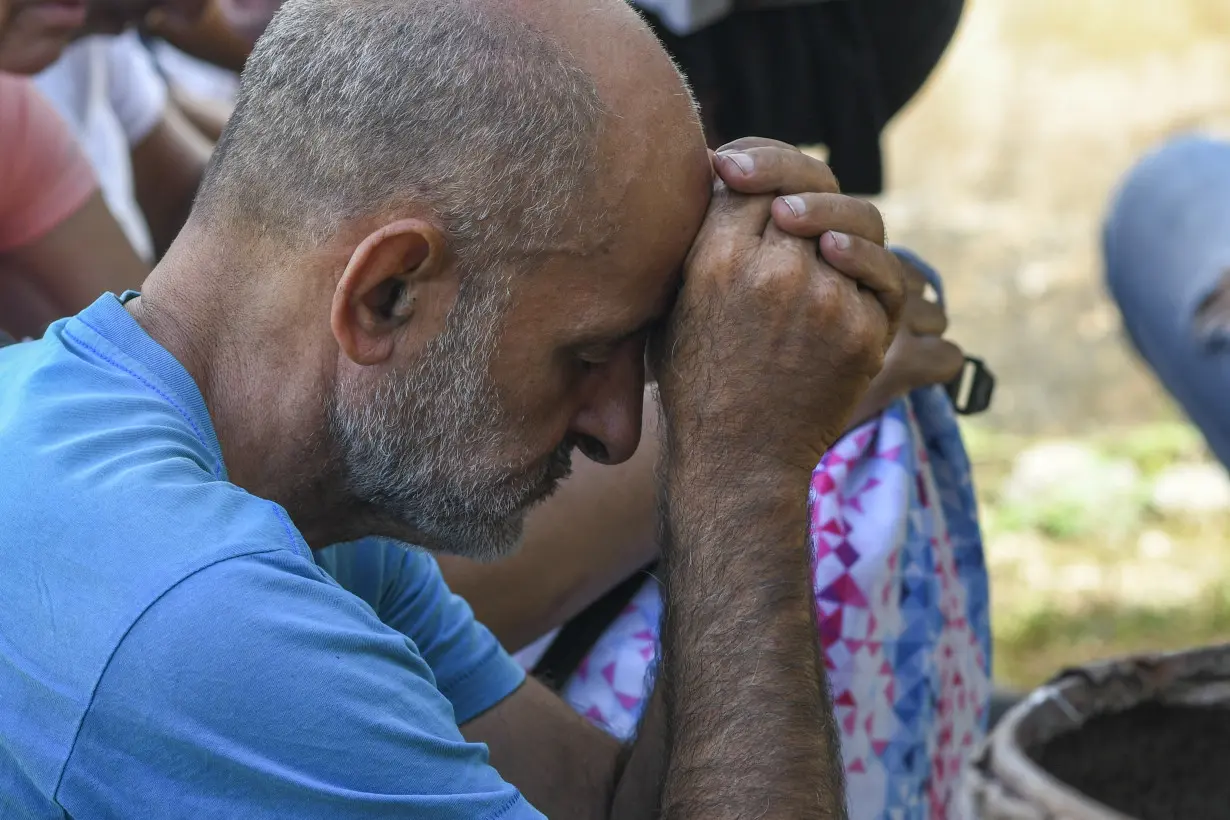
[945,356,995,415]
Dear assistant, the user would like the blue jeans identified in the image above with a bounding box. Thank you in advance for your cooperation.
[1104,135,1230,468]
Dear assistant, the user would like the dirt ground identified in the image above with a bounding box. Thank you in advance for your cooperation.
[875,0,1230,688]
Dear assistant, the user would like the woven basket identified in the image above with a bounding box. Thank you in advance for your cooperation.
[960,643,1230,819]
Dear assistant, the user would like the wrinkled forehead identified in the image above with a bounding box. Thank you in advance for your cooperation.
[487,0,712,332]
[507,145,711,349]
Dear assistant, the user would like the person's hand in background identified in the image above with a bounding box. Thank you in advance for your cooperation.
[846,258,965,428]
[86,0,205,36]
[0,0,86,73]
[144,0,281,73]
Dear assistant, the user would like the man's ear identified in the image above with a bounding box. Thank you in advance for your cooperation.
[331,219,453,366]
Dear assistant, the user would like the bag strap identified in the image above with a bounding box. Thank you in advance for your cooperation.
[532,562,658,692]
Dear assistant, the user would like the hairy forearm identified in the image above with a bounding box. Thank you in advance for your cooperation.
[620,454,845,820]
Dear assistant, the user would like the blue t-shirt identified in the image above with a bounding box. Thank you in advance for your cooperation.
[0,294,545,819]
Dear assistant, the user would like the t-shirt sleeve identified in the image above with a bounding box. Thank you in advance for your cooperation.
[58,549,545,820]
[104,32,168,146]
[320,538,526,725]
[0,75,97,252]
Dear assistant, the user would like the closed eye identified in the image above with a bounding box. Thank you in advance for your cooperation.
[571,322,654,373]
[576,346,616,369]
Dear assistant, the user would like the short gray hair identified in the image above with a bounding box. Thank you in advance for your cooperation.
[195,0,607,268]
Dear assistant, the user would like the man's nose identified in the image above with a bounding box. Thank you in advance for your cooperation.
[568,345,645,466]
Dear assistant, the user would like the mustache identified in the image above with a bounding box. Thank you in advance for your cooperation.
[516,440,574,508]
[545,440,574,482]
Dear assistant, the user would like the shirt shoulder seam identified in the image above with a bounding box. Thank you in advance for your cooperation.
[63,322,224,480]
[491,791,539,820]
[51,546,296,803]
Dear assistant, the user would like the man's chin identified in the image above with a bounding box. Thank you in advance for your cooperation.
[407,510,528,565]
[524,475,564,510]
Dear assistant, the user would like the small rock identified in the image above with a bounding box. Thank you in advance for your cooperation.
[986,531,1047,567]
[1058,562,1105,594]
[1016,260,1054,299]
[1136,529,1174,561]
[1000,441,1143,537]
[1151,463,1230,516]
[1003,441,1139,504]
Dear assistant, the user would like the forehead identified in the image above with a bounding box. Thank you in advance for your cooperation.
[511,154,711,342]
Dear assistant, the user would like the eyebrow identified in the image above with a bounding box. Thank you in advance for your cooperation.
[572,316,661,351]
[571,265,683,350]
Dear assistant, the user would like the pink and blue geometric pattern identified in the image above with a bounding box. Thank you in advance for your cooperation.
[531,385,990,819]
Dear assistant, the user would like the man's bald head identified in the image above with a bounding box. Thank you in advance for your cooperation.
[194,0,696,270]
[166,0,711,556]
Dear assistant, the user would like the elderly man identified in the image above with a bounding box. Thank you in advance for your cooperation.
[0,0,907,818]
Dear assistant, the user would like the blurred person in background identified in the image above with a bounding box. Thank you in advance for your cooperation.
[137,0,283,139]
[633,0,963,195]
[1105,136,1230,471]
[31,0,278,260]
[0,0,146,339]
[34,29,211,261]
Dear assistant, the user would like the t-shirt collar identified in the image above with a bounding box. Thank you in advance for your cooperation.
[74,291,225,477]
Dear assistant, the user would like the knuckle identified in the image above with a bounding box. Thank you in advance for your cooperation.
[888,257,909,293]
[942,341,966,372]
[864,202,887,245]
[934,309,950,335]
[772,260,815,302]
[816,162,840,192]
[809,278,845,320]
[857,317,888,358]
[900,260,926,290]
[912,300,947,333]
[835,305,880,358]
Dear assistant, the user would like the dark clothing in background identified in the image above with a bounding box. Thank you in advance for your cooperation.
[644,0,964,194]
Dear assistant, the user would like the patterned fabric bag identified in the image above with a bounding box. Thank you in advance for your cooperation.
[529,384,992,819]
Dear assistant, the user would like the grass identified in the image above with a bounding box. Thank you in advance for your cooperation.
[879,0,1230,691]
[994,586,1230,686]
[962,419,1230,690]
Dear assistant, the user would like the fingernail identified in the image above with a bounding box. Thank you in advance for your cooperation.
[718,151,753,174]
[830,230,851,250]
[781,195,806,217]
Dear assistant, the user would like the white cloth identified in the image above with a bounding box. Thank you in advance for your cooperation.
[35,32,168,260]
[511,628,560,671]
[150,41,240,105]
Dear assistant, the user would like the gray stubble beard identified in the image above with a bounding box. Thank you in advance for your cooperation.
[326,281,572,562]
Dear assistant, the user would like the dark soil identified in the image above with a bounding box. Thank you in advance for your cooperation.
[1031,703,1230,819]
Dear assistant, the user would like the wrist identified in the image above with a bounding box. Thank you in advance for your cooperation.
[661,453,812,552]
[663,444,815,498]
